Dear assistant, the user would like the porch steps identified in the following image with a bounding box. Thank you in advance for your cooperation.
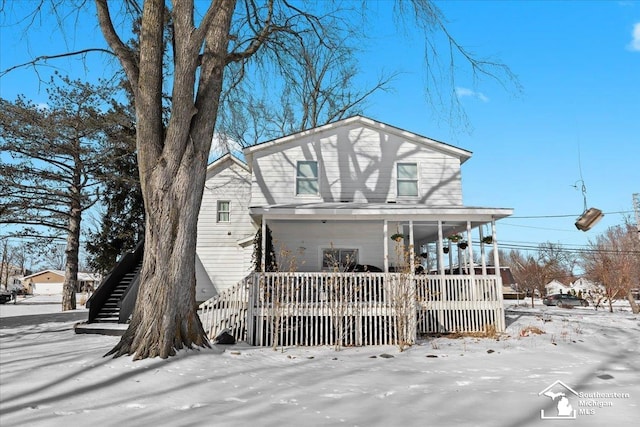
[93,262,142,323]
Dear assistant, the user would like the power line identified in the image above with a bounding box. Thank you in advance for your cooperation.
[507,210,632,219]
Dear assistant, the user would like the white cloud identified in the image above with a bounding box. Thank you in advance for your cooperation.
[455,87,489,103]
[628,22,640,51]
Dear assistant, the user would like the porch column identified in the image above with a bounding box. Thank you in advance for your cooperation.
[383,219,389,272]
[479,226,487,275]
[491,218,506,331]
[409,220,415,273]
[437,220,444,275]
[466,221,474,276]
[261,218,267,272]
[491,219,499,272]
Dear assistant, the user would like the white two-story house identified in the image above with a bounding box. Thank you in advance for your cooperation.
[197,116,513,347]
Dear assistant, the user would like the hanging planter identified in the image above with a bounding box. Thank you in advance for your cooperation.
[458,241,468,250]
[390,233,405,242]
[443,247,449,254]
[482,236,493,244]
[447,234,462,243]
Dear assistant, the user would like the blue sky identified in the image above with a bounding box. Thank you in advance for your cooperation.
[1,1,639,258]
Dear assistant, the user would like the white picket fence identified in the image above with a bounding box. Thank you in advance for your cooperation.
[199,272,504,347]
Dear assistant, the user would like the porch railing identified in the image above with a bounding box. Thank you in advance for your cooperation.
[199,272,504,348]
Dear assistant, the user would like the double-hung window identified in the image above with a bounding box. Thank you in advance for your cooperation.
[322,248,358,270]
[397,163,418,197]
[217,201,230,222]
[296,161,319,195]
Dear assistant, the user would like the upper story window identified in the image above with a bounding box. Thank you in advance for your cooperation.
[217,200,230,222]
[296,161,319,195]
[397,163,418,197]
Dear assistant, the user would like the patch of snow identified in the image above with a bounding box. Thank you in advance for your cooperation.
[1,296,638,426]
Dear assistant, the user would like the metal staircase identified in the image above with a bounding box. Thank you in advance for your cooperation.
[76,241,144,335]
[93,261,142,323]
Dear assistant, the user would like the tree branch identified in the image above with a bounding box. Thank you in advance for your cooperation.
[0,48,115,78]
[95,0,140,94]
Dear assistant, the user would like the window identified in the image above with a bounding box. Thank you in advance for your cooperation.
[296,161,319,195]
[322,248,359,270]
[397,163,418,197]
[217,201,230,222]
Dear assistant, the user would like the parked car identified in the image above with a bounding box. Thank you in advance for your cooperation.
[0,289,12,304]
[543,293,589,307]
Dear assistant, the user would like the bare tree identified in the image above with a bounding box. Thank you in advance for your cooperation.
[216,28,397,148]
[507,247,569,307]
[0,76,114,310]
[582,223,640,314]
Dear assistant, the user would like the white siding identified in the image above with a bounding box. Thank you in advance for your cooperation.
[197,158,257,294]
[267,220,385,272]
[250,122,463,207]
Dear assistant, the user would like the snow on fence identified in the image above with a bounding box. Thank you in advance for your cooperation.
[199,272,504,347]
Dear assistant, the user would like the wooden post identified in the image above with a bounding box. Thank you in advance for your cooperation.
[409,220,415,274]
[437,220,444,275]
[261,218,267,272]
[466,221,474,276]
[479,226,487,275]
[383,220,389,273]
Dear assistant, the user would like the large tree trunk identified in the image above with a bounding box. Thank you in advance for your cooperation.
[105,0,235,359]
[106,149,210,359]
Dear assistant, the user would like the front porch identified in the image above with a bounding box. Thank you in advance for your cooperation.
[199,271,504,348]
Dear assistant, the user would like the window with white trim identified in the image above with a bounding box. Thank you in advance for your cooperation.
[397,162,418,197]
[296,161,319,195]
[217,200,230,222]
[322,248,358,270]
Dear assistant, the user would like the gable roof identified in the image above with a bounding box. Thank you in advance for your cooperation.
[206,152,248,176]
[21,270,100,281]
[243,115,472,165]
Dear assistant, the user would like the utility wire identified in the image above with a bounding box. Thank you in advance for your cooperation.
[506,210,632,219]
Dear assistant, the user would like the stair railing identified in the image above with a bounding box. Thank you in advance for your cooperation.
[87,241,144,323]
[118,271,141,323]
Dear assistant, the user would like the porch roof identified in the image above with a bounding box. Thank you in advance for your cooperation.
[251,203,512,243]
[250,202,513,222]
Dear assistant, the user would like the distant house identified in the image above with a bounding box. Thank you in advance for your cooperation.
[569,278,604,296]
[546,279,570,296]
[21,270,101,295]
[0,262,29,293]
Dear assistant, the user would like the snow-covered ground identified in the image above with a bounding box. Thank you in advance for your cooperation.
[1,295,638,427]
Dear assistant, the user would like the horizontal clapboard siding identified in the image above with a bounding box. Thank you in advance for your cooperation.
[267,220,385,272]
[250,123,463,206]
[197,158,257,294]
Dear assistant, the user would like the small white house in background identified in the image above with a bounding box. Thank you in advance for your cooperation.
[21,270,101,295]
[546,279,570,296]
[569,277,604,296]
[545,278,604,297]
